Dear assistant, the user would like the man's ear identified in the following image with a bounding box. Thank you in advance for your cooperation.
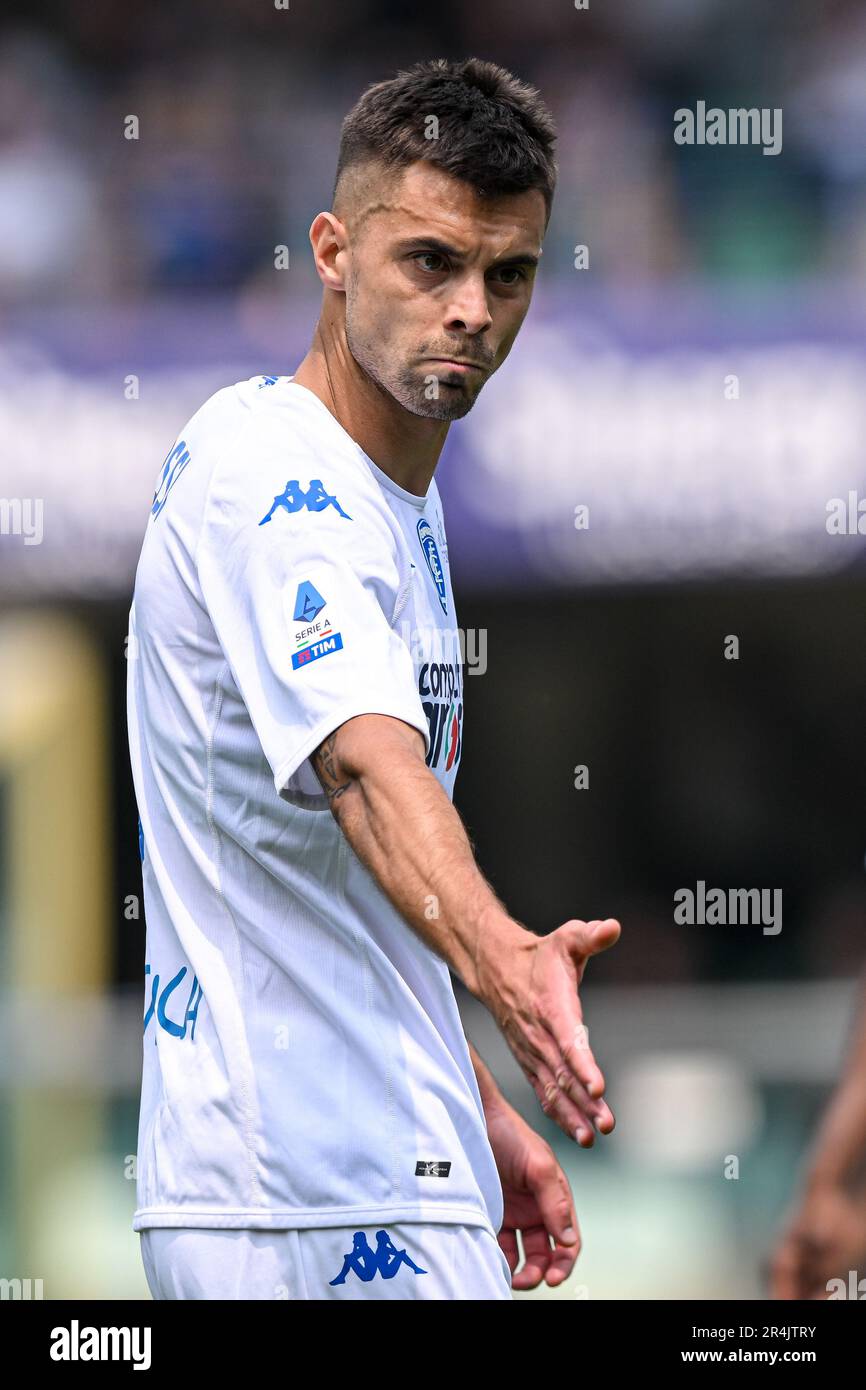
[309,211,349,292]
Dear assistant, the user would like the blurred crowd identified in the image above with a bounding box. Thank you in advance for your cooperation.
[3,0,866,306]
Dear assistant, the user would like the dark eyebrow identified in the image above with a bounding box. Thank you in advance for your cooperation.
[394,236,540,269]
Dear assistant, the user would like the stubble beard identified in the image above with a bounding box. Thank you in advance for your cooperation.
[344,296,480,421]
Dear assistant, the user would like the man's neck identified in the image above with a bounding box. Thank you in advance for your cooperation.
[292,325,451,498]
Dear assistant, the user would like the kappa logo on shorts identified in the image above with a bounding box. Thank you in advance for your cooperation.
[328,1230,427,1286]
[259,479,353,525]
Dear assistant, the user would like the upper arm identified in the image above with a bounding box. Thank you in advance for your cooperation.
[196,429,431,803]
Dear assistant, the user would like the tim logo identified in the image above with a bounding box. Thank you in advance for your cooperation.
[259,479,352,525]
[151,440,191,518]
[328,1230,427,1286]
[291,633,342,670]
[417,517,447,614]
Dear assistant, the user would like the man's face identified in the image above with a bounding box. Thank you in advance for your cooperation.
[340,161,547,420]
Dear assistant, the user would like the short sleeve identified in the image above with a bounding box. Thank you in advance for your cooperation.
[197,442,430,803]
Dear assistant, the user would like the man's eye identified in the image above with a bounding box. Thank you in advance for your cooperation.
[413,252,447,273]
[494,266,527,285]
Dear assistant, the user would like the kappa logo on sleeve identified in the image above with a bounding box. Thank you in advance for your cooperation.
[259,479,353,525]
[291,579,344,670]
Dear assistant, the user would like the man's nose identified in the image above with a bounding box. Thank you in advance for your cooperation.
[444,273,493,336]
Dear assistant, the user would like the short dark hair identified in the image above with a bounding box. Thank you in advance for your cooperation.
[333,57,558,229]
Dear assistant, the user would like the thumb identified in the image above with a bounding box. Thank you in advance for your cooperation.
[561,917,621,959]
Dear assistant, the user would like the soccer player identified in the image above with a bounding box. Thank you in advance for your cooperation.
[127,56,620,1301]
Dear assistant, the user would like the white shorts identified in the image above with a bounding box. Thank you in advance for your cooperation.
[140,1222,513,1300]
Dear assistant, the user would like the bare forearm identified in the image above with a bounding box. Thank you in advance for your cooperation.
[468,1039,509,1118]
[312,715,619,1151]
[312,715,529,999]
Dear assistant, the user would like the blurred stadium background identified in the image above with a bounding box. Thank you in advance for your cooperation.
[2,0,866,1299]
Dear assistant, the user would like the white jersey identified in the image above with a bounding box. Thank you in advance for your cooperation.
[127,373,503,1236]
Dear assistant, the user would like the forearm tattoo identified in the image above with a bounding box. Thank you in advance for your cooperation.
[312,731,352,802]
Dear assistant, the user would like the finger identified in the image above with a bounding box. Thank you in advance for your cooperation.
[532,1056,599,1144]
[506,1016,605,1140]
[548,1052,615,1135]
[526,1153,581,1257]
[504,1014,568,1088]
[544,931,615,1100]
[590,1098,615,1134]
[512,1224,554,1291]
[544,1238,581,1286]
[521,1030,612,1138]
[543,981,609,1102]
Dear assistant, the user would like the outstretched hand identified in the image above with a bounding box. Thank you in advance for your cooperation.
[483,917,620,1145]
